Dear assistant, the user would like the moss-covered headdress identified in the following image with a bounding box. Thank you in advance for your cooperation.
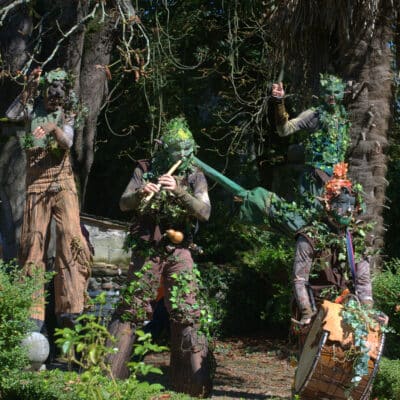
[152,117,197,173]
[319,73,346,105]
[161,117,196,156]
[39,68,71,106]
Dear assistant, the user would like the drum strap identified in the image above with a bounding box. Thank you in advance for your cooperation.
[345,228,357,289]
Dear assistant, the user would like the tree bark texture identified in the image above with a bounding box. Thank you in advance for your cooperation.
[274,0,395,262]
[73,17,114,202]
[0,8,32,260]
[0,1,116,257]
[341,1,394,261]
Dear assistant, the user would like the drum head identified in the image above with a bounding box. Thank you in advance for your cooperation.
[294,307,328,393]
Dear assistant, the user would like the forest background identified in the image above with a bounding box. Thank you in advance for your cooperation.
[1,1,400,398]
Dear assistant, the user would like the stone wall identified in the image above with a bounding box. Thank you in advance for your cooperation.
[81,214,131,319]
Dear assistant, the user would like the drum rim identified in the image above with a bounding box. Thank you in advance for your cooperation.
[294,331,386,399]
[359,332,386,400]
[294,330,329,394]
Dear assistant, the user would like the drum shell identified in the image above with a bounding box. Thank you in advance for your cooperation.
[294,301,385,400]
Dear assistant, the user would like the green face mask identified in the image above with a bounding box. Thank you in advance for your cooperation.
[40,69,70,110]
[319,74,346,108]
[328,188,356,226]
[161,117,196,165]
[165,141,194,163]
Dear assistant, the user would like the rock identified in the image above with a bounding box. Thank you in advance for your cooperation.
[21,332,50,371]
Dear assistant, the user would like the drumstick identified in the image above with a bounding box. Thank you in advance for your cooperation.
[143,159,183,202]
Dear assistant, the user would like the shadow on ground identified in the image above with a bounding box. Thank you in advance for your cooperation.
[143,337,296,400]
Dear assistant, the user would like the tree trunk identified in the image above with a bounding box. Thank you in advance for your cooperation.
[73,16,115,203]
[340,1,394,264]
[0,2,116,256]
[0,8,32,260]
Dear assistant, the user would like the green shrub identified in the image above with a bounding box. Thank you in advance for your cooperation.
[372,357,400,400]
[0,291,191,400]
[0,260,45,376]
[0,369,191,400]
[197,262,234,338]
[197,209,294,336]
[372,258,400,357]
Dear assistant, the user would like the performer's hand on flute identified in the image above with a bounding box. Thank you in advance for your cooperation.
[143,159,182,202]
[158,174,177,191]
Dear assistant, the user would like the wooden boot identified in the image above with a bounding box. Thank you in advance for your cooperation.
[169,322,213,398]
[106,318,136,379]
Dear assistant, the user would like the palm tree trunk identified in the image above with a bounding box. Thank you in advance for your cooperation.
[341,1,394,266]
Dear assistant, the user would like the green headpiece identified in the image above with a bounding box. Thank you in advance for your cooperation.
[162,117,196,155]
[319,73,346,104]
[150,117,197,175]
[42,68,69,84]
[38,68,71,108]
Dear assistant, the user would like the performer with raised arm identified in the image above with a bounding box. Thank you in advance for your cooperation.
[270,74,350,202]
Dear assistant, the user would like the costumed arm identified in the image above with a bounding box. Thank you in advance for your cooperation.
[119,166,146,211]
[270,82,319,137]
[173,170,211,222]
[354,258,373,306]
[192,157,306,236]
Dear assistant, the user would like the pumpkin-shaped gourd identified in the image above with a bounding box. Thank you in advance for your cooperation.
[166,229,184,244]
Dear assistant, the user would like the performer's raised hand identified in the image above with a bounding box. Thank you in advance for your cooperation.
[29,67,42,82]
[272,82,285,98]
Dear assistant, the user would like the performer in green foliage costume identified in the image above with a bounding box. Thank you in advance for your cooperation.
[193,160,374,327]
[196,74,383,329]
[108,118,212,397]
[270,74,350,203]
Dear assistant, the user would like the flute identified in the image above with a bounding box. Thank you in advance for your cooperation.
[143,159,183,202]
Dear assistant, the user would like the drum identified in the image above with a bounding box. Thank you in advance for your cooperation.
[294,300,385,400]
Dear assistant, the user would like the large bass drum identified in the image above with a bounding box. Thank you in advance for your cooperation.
[294,300,385,400]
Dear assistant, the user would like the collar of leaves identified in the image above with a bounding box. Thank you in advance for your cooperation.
[304,106,350,171]
[301,216,374,267]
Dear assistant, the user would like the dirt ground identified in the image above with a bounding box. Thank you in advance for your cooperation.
[144,337,297,400]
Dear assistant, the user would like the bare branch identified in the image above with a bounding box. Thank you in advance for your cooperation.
[41,2,101,69]
[0,0,30,26]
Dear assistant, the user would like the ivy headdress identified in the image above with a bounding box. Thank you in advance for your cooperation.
[154,117,198,172]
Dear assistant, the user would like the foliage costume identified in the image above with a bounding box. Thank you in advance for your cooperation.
[266,75,373,323]
[291,163,373,324]
[270,74,350,202]
[108,118,212,397]
[6,69,91,330]
[193,159,374,327]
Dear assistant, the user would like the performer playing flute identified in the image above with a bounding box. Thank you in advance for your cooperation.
[107,117,212,398]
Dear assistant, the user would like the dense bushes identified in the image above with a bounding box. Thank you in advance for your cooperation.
[0,261,41,376]
[196,207,294,336]
[0,369,190,400]
[372,258,400,358]
[0,262,190,400]
[372,358,400,400]
[370,258,400,400]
